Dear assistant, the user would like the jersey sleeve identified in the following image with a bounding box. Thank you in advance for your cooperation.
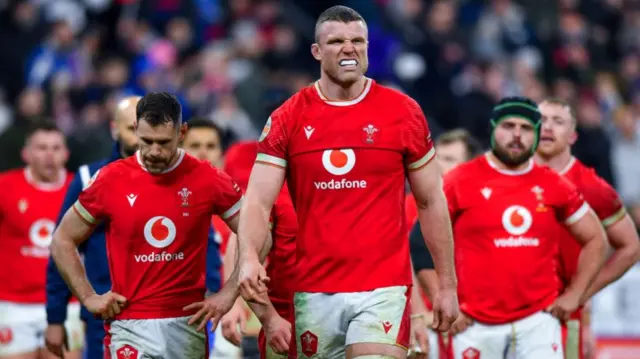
[256,103,290,169]
[553,174,590,226]
[581,171,626,228]
[210,167,244,220]
[73,167,109,225]
[402,97,436,171]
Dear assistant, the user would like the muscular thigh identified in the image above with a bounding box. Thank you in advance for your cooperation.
[294,292,348,358]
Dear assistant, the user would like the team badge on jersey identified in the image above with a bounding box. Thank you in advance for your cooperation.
[259,117,272,142]
[178,187,192,207]
[463,347,480,359]
[18,198,28,213]
[362,124,378,144]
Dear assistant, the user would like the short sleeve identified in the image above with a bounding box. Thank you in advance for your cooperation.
[73,168,108,225]
[581,172,626,228]
[256,104,290,169]
[210,168,244,220]
[403,97,436,171]
[553,174,590,225]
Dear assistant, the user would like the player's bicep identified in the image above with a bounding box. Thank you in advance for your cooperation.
[224,215,240,234]
[605,214,640,250]
[245,162,285,211]
[407,159,444,210]
[565,208,605,246]
[54,206,95,246]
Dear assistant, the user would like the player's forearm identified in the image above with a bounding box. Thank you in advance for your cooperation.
[417,194,457,290]
[411,275,428,315]
[246,291,279,325]
[416,269,440,302]
[583,242,639,299]
[568,235,608,303]
[237,196,271,261]
[50,235,96,303]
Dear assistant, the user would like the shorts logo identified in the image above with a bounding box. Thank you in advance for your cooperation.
[382,321,393,333]
[259,117,271,142]
[501,205,532,235]
[29,219,55,248]
[116,344,139,359]
[300,330,318,357]
[0,327,13,345]
[463,347,480,359]
[143,216,177,248]
[322,149,356,175]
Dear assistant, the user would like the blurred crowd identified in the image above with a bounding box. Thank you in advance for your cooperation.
[1,0,640,225]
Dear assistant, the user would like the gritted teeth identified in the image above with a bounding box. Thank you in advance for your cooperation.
[340,59,357,66]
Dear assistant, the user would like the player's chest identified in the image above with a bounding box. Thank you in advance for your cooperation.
[455,181,557,233]
[2,190,62,247]
[289,105,405,153]
[105,180,211,230]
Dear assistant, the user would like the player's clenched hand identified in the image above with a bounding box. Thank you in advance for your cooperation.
[44,324,67,358]
[546,292,580,322]
[448,312,474,336]
[238,255,270,305]
[220,301,248,346]
[184,287,237,332]
[84,291,128,320]
[431,289,459,332]
[263,313,291,354]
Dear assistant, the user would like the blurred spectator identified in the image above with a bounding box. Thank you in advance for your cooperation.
[610,106,640,224]
[0,88,46,170]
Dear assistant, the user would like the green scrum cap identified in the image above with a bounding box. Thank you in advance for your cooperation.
[490,96,542,154]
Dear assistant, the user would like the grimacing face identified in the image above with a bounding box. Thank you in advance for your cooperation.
[182,128,223,168]
[436,140,468,174]
[22,130,68,181]
[311,20,369,87]
[492,117,536,167]
[537,102,577,159]
[136,120,186,174]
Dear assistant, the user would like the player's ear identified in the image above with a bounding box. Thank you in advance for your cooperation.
[311,43,322,61]
[110,120,118,141]
[179,123,188,142]
[569,130,578,145]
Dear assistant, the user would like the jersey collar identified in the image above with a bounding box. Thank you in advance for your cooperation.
[314,77,372,107]
[558,156,576,175]
[24,167,67,191]
[136,149,185,174]
[484,153,534,176]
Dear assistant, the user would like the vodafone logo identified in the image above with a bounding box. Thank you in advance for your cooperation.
[143,216,177,248]
[29,219,55,248]
[322,149,355,175]
[501,206,532,235]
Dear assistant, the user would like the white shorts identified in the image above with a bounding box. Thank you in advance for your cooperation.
[453,311,563,359]
[0,301,85,356]
[106,316,206,359]
[293,286,410,358]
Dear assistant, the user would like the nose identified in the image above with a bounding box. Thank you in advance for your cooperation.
[342,41,356,54]
[150,143,163,156]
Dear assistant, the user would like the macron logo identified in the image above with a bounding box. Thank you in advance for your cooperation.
[304,126,315,139]
[127,194,138,207]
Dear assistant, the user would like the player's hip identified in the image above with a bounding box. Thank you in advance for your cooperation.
[293,261,412,293]
[110,290,206,320]
[105,316,206,359]
[459,291,557,324]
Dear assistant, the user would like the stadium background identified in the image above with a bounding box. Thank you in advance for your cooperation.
[0,0,639,357]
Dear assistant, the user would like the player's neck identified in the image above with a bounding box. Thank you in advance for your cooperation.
[25,166,66,190]
[317,75,367,101]
[534,149,573,174]
[486,152,532,173]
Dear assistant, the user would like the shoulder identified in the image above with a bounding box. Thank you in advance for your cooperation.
[445,157,483,184]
